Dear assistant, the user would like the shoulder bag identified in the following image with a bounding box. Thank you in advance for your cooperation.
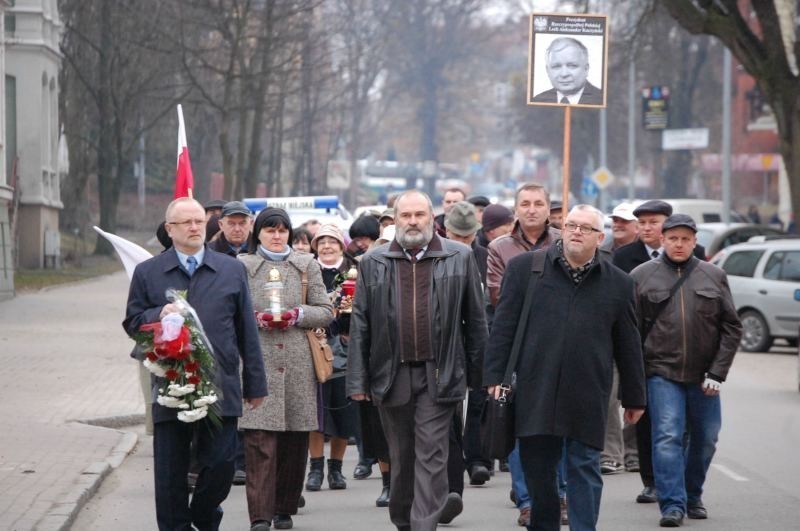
[301,270,334,383]
[480,249,546,459]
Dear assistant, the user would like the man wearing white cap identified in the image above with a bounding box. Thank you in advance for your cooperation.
[601,203,638,252]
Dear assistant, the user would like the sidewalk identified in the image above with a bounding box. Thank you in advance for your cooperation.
[0,272,142,530]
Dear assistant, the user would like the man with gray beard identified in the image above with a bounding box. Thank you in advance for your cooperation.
[347,190,488,531]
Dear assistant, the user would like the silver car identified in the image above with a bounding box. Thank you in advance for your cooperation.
[711,238,800,352]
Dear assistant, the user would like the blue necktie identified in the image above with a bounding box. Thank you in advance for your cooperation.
[186,256,198,276]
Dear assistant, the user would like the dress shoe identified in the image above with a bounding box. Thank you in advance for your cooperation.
[305,457,324,491]
[560,497,569,526]
[509,488,517,505]
[659,510,684,527]
[297,495,305,508]
[250,521,270,531]
[438,492,463,524]
[272,514,293,529]
[327,459,347,490]
[353,461,373,479]
[232,469,246,485]
[376,485,390,507]
[516,506,530,526]
[636,485,658,503]
[687,501,708,519]
[468,464,491,485]
[499,458,509,472]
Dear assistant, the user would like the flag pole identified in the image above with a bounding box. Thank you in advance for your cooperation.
[562,105,572,212]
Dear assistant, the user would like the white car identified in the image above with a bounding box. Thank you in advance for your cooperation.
[711,238,800,352]
[242,196,354,231]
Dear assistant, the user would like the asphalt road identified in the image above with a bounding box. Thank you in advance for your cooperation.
[73,349,800,530]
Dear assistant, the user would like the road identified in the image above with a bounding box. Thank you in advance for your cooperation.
[73,349,800,530]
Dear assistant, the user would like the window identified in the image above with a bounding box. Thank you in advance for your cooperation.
[763,252,784,280]
[779,251,800,281]
[722,250,764,278]
[4,15,15,38]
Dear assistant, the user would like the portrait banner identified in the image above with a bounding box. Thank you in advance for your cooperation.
[527,13,608,108]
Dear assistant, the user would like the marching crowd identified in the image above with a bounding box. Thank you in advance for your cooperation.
[123,186,742,531]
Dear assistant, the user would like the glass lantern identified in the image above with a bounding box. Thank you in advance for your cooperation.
[264,268,285,320]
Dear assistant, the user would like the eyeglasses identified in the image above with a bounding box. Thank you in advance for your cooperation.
[563,222,602,235]
[167,219,205,228]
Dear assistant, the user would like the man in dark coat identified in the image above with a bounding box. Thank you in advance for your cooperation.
[347,190,488,531]
[124,197,267,531]
[209,201,252,257]
[485,204,646,531]
[611,199,706,505]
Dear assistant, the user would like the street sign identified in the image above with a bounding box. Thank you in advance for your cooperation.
[590,166,615,189]
[662,128,709,150]
[642,85,669,130]
[582,177,599,198]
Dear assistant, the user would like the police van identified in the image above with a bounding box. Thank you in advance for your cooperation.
[242,195,355,231]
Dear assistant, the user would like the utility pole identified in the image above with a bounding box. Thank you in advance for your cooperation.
[627,59,636,200]
[721,48,732,224]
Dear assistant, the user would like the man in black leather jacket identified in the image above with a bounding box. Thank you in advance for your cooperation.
[346,189,488,531]
[631,214,742,528]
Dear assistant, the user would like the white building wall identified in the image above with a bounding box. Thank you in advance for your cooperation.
[0,1,13,300]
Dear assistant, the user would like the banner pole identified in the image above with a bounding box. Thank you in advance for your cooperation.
[562,105,572,212]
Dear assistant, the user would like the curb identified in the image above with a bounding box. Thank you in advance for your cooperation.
[34,427,139,531]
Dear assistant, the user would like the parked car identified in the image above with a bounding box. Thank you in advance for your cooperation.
[630,199,748,224]
[696,223,785,260]
[242,195,355,231]
[711,239,800,352]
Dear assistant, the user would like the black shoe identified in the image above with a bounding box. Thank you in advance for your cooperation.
[327,459,347,490]
[376,485,390,507]
[273,514,293,529]
[297,495,305,508]
[305,457,324,491]
[509,488,517,505]
[250,521,271,531]
[659,510,684,527]
[353,461,373,480]
[232,469,246,485]
[636,485,658,503]
[499,458,509,472]
[687,501,708,519]
[468,464,491,486]
[438,492,463,524]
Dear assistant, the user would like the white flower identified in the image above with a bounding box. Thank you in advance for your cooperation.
[178,406,209,423]
[143,358,167,377]
[157,395,189,409]
[166,383,196,397]
[193,394,218,407]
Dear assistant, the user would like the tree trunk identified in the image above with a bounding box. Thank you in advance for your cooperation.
[418,74,439,162]
[93,0,114,255]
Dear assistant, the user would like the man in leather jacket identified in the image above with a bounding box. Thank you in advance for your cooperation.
[346,189,488,531]
[630,214,742,528]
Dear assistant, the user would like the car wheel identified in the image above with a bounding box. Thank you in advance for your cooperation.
[739,310,773,352]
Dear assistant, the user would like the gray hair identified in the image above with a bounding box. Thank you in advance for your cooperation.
[165,197,204,221]
[546,37,589,64]
[393,189,434,215]
[568,204,605,230]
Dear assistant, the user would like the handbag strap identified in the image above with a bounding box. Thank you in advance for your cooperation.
[502,249,547,386]
[640,257,697,344]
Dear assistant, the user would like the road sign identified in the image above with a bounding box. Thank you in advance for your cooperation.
[590,166,615,189]
[662,128,709,150]
[642,85,669,130]
[582,177,599,198]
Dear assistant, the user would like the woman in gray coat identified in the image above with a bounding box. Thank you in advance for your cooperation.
[239,207,334,531]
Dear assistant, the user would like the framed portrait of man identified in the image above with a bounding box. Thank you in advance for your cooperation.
[527,13,608,108]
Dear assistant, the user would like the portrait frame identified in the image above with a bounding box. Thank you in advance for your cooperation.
[527,13,609,108]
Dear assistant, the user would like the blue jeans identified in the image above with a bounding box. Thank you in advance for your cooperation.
[648,375,721,515]
[519,435,602,531]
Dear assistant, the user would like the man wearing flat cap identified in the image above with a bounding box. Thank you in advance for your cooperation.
[612,200,706,505]
[204,199,227,221]
[209,201,253,257]
[630,214,741,527]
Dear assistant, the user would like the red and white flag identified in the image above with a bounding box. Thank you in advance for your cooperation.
[174,104,195,198]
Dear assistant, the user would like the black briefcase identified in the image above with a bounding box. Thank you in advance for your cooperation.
[479,387,515,460]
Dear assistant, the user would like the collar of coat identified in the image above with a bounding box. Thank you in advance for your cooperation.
[161,246,225,274]
[238,250,314,280]
[373,233,458,263]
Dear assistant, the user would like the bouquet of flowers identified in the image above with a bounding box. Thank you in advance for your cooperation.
[134,289,221,424]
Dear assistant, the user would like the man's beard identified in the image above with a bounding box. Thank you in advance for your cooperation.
[396,223,434,248]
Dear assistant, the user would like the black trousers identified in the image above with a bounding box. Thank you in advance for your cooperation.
[447,411,465,495]
[153,417,238,531]
[463,388,492,472]
[636,408,655,487]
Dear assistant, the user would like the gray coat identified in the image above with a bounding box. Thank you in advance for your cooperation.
[238,251,334,432]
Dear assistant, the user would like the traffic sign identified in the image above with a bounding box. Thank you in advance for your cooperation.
[582,177,599,198]
[590,166,615,189]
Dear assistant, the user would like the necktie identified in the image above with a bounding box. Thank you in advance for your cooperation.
[186,256,198,276]
[651,250,659,260]
[407,249,420,263]
[560,96,569,104]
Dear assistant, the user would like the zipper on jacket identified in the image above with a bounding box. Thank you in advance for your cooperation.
[679,266,688,380]
[412,262,418,359]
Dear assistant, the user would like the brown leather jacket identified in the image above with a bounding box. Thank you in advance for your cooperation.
[486,221,561,305]
[631,256,742,383]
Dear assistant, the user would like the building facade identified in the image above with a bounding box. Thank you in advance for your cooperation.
[5,0,62,276]
[0,1,12,300]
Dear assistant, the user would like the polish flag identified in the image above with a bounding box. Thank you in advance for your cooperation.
[174,104,195,198]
